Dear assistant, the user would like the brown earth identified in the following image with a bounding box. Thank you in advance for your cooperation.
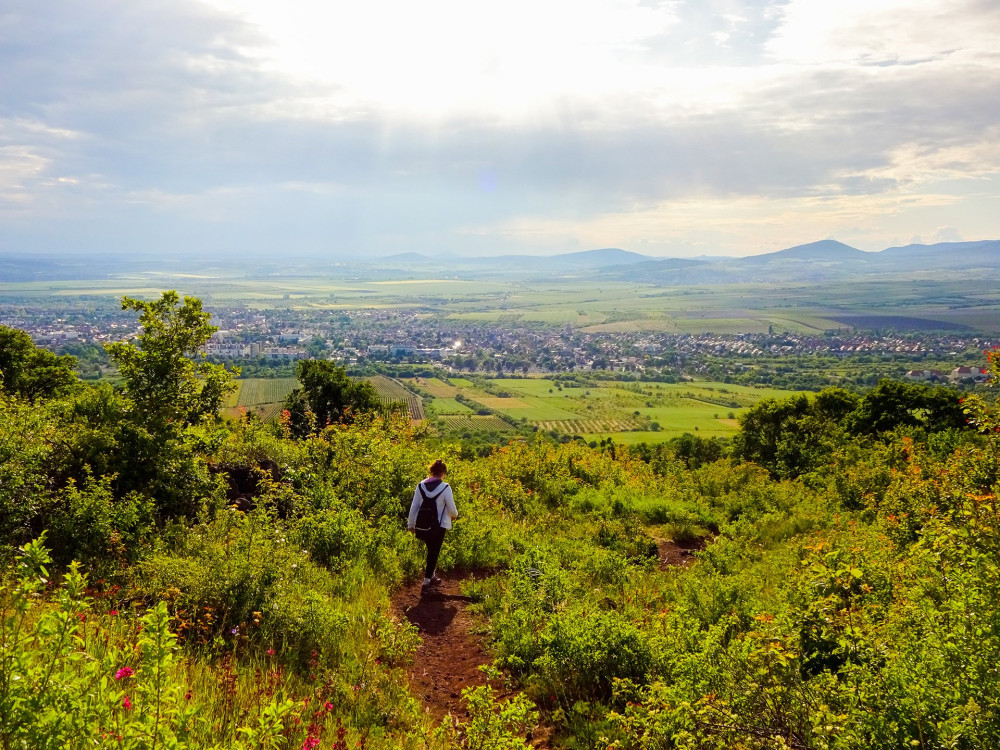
[657,537,706,569]
[392,574,490,722]
[392,574,554,748]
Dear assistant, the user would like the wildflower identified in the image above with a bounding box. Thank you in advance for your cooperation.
[302,737,320,749]
[267,648,275,656]
[324,701,334,711]
[114,667,134,681]
[109,610,118,616]
[122,695,132,711]
[185,690,192,701]
[231,627,239,635]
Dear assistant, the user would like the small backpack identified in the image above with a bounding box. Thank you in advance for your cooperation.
[414,482,448,541]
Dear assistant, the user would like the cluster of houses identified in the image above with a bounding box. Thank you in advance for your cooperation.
[202,332,308,360]
[366,344,458,359]
[905,367,988,384]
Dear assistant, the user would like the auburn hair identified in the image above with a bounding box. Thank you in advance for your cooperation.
[428,459,448,477]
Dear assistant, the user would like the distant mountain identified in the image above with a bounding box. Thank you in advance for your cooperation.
[456,248,652,270]
[877,240,1000,270]
[595,256,706,282]
[548,248,650,266]
[746,239,870,263]
[880,239,1000,257]
[378,252,433,263]
[598,238,1000,284]
[365,248,653,275]
[357,240,1000,284]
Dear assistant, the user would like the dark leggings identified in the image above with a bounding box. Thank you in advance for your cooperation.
[424,528,446,579]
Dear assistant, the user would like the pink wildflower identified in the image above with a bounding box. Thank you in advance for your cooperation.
[302,737,320,750]
[267,648,275,656]
[114,667,134,681]
[122,695,132,711]
[109,610,118,616]
[324,701,334,711]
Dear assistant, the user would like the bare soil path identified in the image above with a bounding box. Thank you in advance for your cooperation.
[393,573,555,748]
[392,573,490,722]
[656,537,708,569]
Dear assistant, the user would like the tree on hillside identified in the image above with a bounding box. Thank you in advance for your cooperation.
[0,325,79,401]
[845,379,966,435]
[284,359,381,436]
[106,291,237,427]
[730,394,817,478]
[734,382,970,479]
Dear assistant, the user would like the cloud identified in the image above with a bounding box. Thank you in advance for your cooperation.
[0,0,998,257]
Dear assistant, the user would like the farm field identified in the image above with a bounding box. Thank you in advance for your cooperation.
[425,397,474,415]
[364,375,425,420]
[8,268,1000,335]
[409,377,459,398]
[437,414,514,432]
[221,377,298,420]
[222,375,428,422]
[402,375,804,441]
[237,378,298,406]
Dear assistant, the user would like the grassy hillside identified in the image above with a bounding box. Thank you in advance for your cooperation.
[3,307,1000,749]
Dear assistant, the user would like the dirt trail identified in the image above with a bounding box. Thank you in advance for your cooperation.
[392,573,490,721]
[657,537,708,569]
[392,539,700,741]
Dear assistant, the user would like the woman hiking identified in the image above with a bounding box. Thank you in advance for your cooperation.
[407,459,458,593]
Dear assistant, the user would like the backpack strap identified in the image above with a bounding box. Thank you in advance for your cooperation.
[418,482,448,502]
[417,482,449,526]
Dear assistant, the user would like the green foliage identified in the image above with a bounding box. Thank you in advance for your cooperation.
[844,378,966,435]
[0,537,373,749]
[0,325,79,400]
[0,394,58,549]
[4,294,1000,750]
[439,669,539,750]
[284,359,383,436]
[106,291,237,429]
[733,382,968,479]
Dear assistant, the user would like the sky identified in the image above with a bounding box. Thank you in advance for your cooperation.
[1,0,999,259]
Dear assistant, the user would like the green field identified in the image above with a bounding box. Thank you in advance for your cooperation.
[426,398,474,415]
[8,269,999,334]
[437,414,514,432]
[401,375,803,441]
[220,374,777,436]
[222,375,429,422]
[365,375,425,420]
[237,378,298,406]
[221,378,298,420]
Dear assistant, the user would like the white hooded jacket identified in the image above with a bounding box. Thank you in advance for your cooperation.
[407,478,458,531]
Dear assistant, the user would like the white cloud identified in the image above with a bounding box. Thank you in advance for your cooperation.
[1,0,999,256]
[766,0,1000,65]
[202,0,682,117]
